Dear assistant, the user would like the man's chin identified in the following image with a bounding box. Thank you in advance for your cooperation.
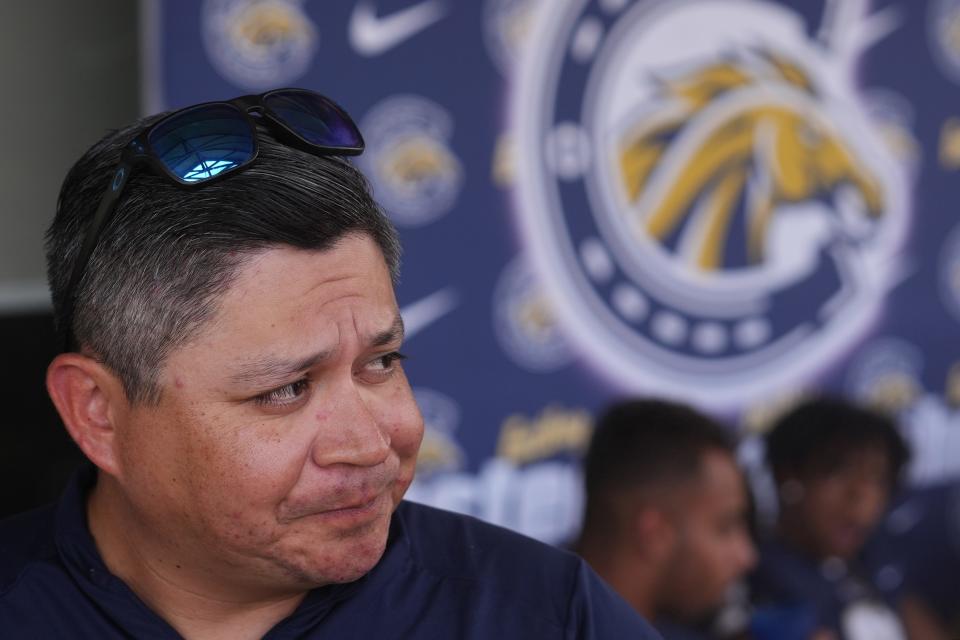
[279,520,392,587]
[662,599,724,627]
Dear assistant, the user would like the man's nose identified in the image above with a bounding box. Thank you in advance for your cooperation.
[736,534,758,574]
[846,478,886,526]
[310,381,392,468]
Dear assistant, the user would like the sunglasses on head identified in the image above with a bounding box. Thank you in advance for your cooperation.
[61,88,364,352]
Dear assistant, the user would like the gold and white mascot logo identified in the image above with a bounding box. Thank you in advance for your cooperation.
[621,52,883,271]
[513,0,911,408]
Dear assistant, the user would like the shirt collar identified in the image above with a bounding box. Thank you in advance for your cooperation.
[53,463,413,639]
[54,463,181,637]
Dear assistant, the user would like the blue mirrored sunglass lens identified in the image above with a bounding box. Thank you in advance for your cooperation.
[264,92,362,148]
[148,104,254,183]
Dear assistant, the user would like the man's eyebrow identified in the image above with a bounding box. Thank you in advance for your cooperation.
[229,314,405,386]
[230,348,335,386]
[371,314,405,348]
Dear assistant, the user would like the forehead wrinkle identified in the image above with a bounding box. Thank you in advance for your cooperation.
[228,314,403,387]
[229,346,336,386]
[369,313,405,348]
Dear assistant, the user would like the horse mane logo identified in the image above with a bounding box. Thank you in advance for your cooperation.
[512,0,910,408]
[618,51,885,273]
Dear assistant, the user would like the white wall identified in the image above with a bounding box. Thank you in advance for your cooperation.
[0,0,139,313]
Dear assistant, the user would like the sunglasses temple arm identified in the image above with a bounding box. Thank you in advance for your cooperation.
[61,162,133,352]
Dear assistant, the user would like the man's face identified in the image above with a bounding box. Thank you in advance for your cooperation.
[789,447,892,560]
[111,234,424,591]
[658,451,757,620]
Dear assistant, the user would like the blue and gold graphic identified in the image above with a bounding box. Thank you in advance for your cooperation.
[358,95,463,227]
[202,0,317,90]
[618,53,883,269]
[513,0,911,408]
[930,0,960,83]
[154,0,960,542]
[492,256,574,373]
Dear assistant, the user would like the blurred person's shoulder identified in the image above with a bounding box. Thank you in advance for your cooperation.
[654,619,714,640]
[750,539,834,608]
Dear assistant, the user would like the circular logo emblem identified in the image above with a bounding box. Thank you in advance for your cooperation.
[512,0,910,408]
[940,222,960,323]
[929,0,960,84]
[359,95,464,228]
[202,0,317,91]
[492,255,574,372]
[845,338,923,410]
[413,387,464,477]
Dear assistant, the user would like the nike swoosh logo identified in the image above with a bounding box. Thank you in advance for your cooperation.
[401,287,458,340]
[349,0,447,57]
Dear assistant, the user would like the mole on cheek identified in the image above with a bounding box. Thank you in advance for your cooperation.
[174,377,185,389]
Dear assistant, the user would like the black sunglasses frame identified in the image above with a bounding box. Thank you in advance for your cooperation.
[60,88,364,353]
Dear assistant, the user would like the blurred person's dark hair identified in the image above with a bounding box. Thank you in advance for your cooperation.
[765,396,909,489]
[583,398,734,532]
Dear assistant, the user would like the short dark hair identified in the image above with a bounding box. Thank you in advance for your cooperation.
[46,113,400,405]
[582,399,733,529]
[765,396,910,486]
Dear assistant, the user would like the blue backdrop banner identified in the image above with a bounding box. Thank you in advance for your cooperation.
[148,0,960,544]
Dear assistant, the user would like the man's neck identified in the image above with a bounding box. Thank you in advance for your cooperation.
[775,514,830,564]
[86,477,307,640]
[578,538,657,620]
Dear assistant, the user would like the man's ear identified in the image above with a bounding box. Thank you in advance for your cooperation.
[46,353,128,477]
[777,473,806,506]
[633,506,677,561]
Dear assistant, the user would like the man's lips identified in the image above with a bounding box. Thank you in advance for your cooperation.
[830,522,868,551]
[276,459,405,523]
[323,493,382,514]
[279,484,393,522]
[305,492,390,526]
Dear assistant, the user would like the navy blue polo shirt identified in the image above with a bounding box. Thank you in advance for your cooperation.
[0,465,659,638]
[863,480,960,628]
[749,540,904,640]
[654,620,713,640]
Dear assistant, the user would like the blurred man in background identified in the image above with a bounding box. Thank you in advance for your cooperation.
[575,399,757,640]
[750,397,910,640]
[864,478,960,640]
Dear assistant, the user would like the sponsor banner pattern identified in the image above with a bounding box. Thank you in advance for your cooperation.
[152,0,960,543]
